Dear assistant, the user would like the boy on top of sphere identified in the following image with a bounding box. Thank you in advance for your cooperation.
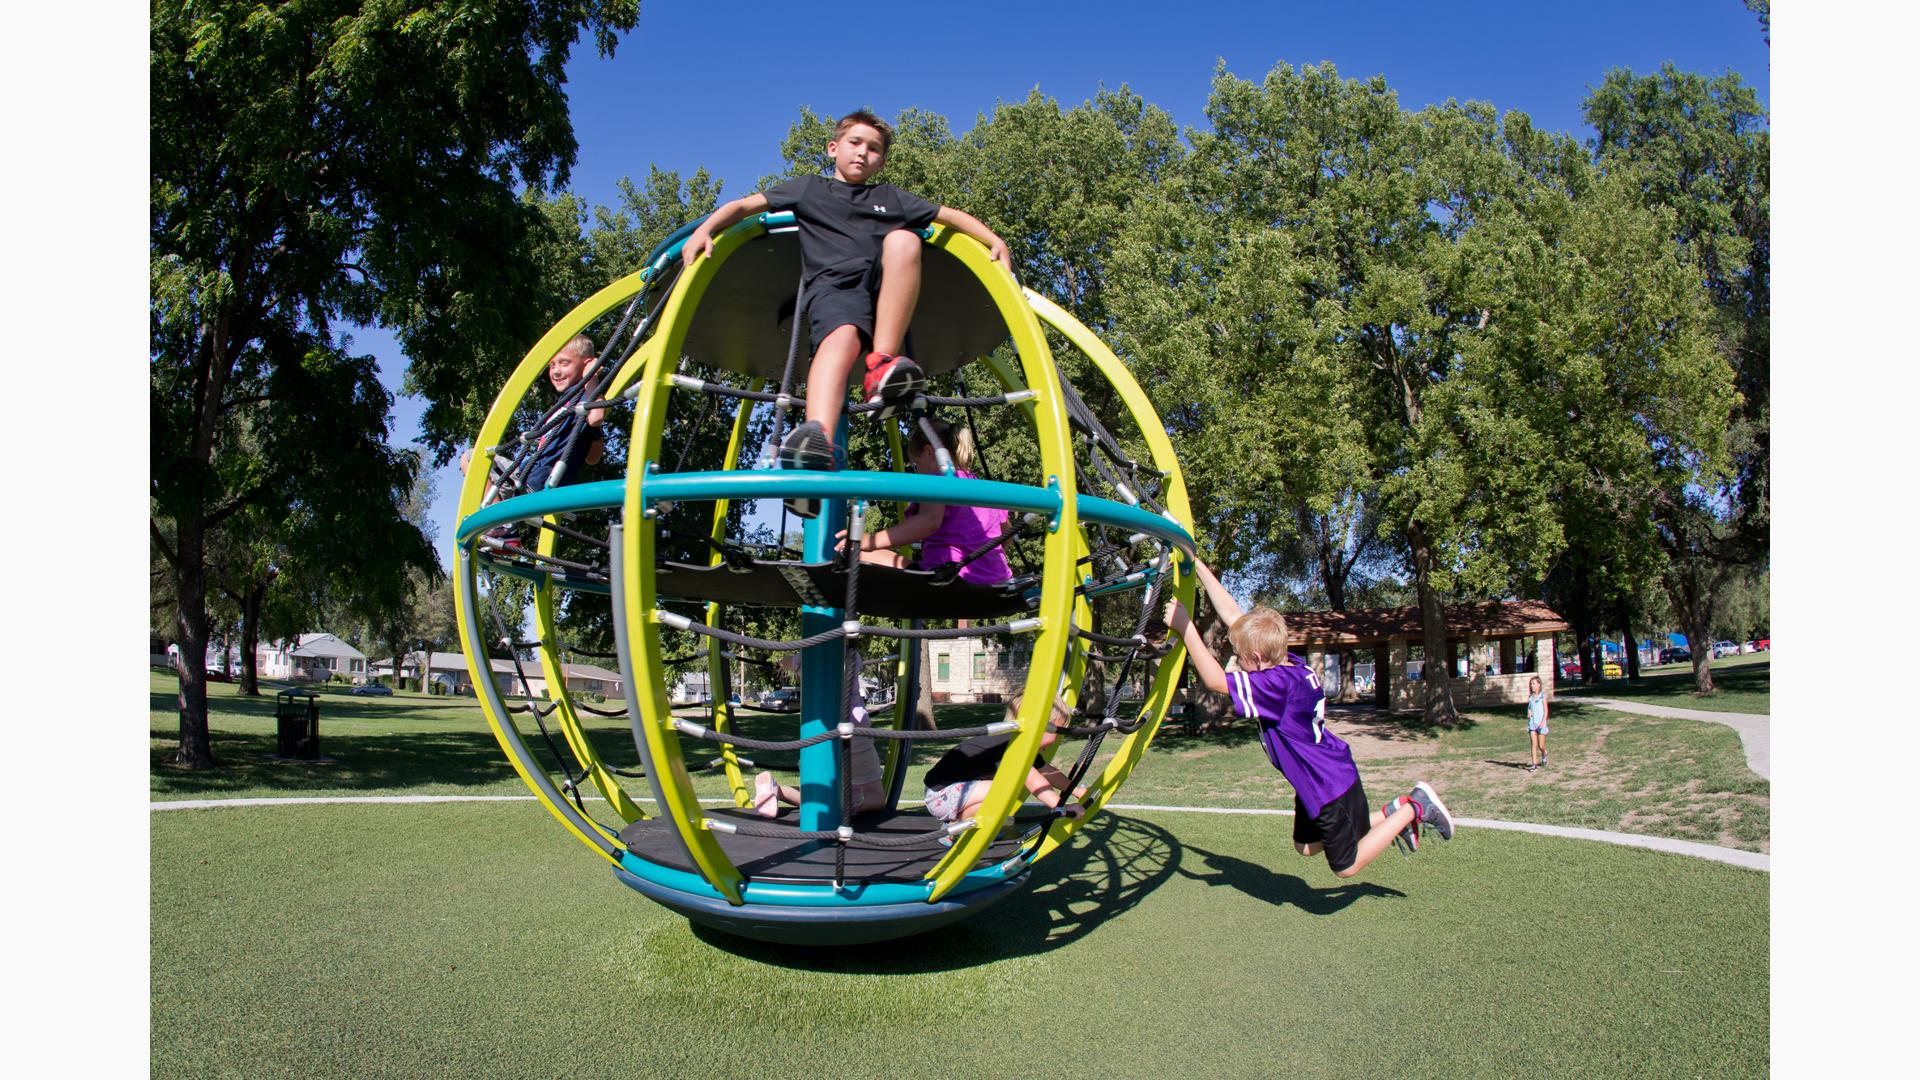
[681,109,1010,516]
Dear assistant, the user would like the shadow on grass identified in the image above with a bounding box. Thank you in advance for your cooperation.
[690,808,1408,969]
[1176,843,1404,913]
[691,812,1185,970]
[150,726,524,794]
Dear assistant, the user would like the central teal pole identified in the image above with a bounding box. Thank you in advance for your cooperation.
[797,417,851,832]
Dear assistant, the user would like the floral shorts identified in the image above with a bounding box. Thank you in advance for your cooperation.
[923,780,988,823]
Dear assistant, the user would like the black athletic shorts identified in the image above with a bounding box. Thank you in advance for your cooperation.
[1294,778,1371,873]
[802,264,879,352]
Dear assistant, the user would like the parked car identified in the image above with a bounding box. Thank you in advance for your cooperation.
[1712,640,1739,658]
[1666,647,1692,664]
[205,668,232,683]
[1750,638,1769,652]
[350,683,394,696]
[761,688,800,712]
[1558,659,1582,681]
[1602,660,1624,678]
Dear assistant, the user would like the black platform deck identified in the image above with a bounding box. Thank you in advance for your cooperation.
[618,806,1051,886]
[680,229,1008,381]
[655,560,1033,618]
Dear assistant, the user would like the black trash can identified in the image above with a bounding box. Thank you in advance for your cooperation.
[275,689,321,759]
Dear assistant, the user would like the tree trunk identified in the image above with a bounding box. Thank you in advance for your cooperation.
[1189,603,1234,730]
[172,517,216,769]
[239,582,264,695]
[1685,612,1716,694]
[1664,564,1720,694]
[1079,660,1110,716]
[1618,599,1640,680]
[914,638,938,730]
[1407,521,1459,726]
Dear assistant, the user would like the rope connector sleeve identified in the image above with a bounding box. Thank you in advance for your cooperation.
[842,619,862,639]
[1007,618,1043,634]
[706,818,739,835]
[985,720,1020,736]
[657,610,693,631]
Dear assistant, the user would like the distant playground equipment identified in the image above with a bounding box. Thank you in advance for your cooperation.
[453,212,1197,944]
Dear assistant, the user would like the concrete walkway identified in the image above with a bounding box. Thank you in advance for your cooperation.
[1578,697,1769,780]
[152,794,1768,872]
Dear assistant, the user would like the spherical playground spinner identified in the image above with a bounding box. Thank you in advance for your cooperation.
[453,211,1197,945]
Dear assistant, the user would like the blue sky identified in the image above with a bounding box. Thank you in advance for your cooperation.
[379,0,1771,559]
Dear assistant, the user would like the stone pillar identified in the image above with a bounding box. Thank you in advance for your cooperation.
[1390,638,1414,714]
[1537,636,1556,699]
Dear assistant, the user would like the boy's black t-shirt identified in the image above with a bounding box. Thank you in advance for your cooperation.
[923,732,1045,789]
[763,174,938,287]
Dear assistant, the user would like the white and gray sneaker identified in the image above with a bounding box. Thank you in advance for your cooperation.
[1408,781,1455,841]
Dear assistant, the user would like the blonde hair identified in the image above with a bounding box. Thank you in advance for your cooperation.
[909,415,976,471]
[556,334,594,360]
[833,109,893,153]
[1006,692,1072,731]
[1227,607,1291,668]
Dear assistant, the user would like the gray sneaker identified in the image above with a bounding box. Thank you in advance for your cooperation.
[777,420,835,518]
[1408,781,1455,841]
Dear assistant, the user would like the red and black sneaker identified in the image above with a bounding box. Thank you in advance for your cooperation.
[1382,795,1419,854]
[862,351,925,416]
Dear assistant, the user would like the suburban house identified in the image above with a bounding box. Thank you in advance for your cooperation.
[373,651,627,700]
[256,633,371,683]
[1278,600,1569,712]
[924,635,1035,703]
[176,632,370,683]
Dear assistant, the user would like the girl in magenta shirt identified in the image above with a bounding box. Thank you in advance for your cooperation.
[851,417,1012,585]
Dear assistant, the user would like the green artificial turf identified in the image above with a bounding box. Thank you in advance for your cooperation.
[151,801,1767,1078]
[1557,654,1770,714]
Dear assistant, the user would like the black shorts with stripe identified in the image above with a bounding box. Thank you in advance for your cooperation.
[1294,779,1371,873]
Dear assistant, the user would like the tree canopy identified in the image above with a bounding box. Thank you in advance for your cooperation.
[151,0,640,766]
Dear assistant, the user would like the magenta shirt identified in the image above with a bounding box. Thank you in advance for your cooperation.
[909,470,1012,584]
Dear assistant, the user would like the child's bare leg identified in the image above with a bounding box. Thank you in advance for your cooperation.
[807,325,863,431]
[872,229,922,356]
[1335,805,1419,878]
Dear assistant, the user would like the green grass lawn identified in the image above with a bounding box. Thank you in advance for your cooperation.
[152,800,1767,1078]
[152,673,1769,852]
[1558,653,1770,714]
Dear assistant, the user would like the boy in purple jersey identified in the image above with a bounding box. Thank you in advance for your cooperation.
[1166,557,1456,878]
[682,110,1010,516]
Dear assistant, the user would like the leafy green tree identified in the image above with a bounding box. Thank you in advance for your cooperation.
[1583,63,1768,691]
[151,0,640,767]
[1109,63,1734,723]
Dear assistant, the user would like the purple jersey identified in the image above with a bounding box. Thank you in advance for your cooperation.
[1227,656,1359,817]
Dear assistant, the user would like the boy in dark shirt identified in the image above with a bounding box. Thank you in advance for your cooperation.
[682,110,1009,512]
[922,694,1085,825]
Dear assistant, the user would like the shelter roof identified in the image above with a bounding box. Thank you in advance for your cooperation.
[1282,600,1568,647]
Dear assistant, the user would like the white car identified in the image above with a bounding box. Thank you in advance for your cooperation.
[1712,640,1740,658]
